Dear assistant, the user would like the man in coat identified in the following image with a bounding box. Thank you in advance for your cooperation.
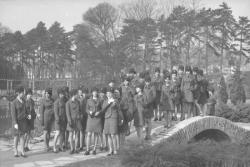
[143,75,156,140]
[11,86,28,157]
[53,87,67,153]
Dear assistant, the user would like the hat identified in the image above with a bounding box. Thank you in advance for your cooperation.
[26,88,33,95]
[164,73,171,80]
[129,68,136,74]
[171,70,178,75]
[178,65,184,71]
[62,86,69,93]
[69,89,78,97]
[198,69,204,76]
[144,75,151,82]
[82,87,89,94]
[139,72,145,79]
[15,86,24,93]
[91,87,99,93]
[155,67,160,73]
[100,87,107,94]
[45,88,52,96]
[57,87,64,95]
[135,83,144,90]
[193,67,199,73]
[185,66,192,72]
[122,75,131,82]
[163,69,169,75]
[106,87,115,94]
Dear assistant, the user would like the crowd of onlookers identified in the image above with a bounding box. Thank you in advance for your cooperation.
[11,65,218,158]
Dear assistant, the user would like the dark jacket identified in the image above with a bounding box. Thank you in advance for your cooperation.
[11,98,27,125]
[102,99,123,120]
[143,84,156,118]
[134,93,147,127]
[160,84,174,111]
[40,98,54,126]
[86,98,102,118]
[54,97,67,123]
[25,98,36,120]
[66,99,80,124]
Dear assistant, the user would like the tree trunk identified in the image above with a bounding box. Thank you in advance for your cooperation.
[205,27,209,74]
[239,33,243,70]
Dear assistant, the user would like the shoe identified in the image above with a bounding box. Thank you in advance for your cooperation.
[92,150,96,155]
[20,153,27,158]
[69,150,74,154]
[159,117,162,121]
[113,151,118,155]
[53,149,59,153]
[74,149,79,154]
[107,151,113,156]
[144,136,152,141]
[14,154,19,158]
[84,150,90,155]
[153,117,158,121]
[79,147,84,152]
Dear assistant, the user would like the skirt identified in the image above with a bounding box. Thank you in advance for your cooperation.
[153,90,162,108]
[13,119,28,136]
[104,118,118,135]
[55,120,67,132]
[86,116,103,133]
[67,119,82,132]
[27,119,35,131]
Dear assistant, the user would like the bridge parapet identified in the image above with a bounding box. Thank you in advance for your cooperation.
[152,116,250,145]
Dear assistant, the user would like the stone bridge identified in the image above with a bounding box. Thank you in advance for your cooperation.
[152,116,250,145]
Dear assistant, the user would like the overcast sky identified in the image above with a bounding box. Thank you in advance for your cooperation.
[0,0,250,33]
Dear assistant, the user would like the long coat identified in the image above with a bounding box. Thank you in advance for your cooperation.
[40,97,54,131]
[120,84,135,122]
[181,74,195,103]
[134,94,147,127]
[11,98,28,135]
[143,84,156,119]
[54,97,67,131]
[160,84,174,112]
[171,79,182,105]
[78,97,88,131]
[152,75,163,107]
[66,99,82,131]
[102,99,124,134]
[86,97,103,133]
[25,98,36,130]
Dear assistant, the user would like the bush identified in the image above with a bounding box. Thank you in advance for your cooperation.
[120,140,250,167]
[229,71,246,105]
[215,103,250,123]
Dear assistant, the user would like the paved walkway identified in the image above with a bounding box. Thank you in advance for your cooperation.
[0,121,166,167]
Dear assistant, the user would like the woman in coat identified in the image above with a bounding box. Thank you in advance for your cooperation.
[85,87,103,155]
[53,87,67,153]
[40,88,54,152]
[66,89,82,154]
[11,86,28,157]
[181,66,195,119]
[102,87,124,156]
[160,74,174,128]
[134,83,146,146]
[24,88,36,152]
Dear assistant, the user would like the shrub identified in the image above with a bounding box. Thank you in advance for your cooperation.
[229,70,246,105]
[120,140,250,167]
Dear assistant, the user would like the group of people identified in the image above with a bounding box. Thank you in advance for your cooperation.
[11,65,215,158]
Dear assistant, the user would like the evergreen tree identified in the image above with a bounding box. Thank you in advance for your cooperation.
[229,70,246,105]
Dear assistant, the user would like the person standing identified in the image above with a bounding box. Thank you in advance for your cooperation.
[53,87,67,153]
[24,88,36,152]
[66,89,82,154]
[171,70,182,121]
[77,87,88,151]
[143,75,156,140]
[197,69,209,116]
[102,88,124,156]
[181,66,195,119]
[40,88,54,152]
[160,74,174,128]
[177,65,185,120]
[152,67,163,121]
[134,83,146,146]
[11,86,28,157]
[85,87,103,155]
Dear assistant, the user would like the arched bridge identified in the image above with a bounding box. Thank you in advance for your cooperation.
[152,116,250,145]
